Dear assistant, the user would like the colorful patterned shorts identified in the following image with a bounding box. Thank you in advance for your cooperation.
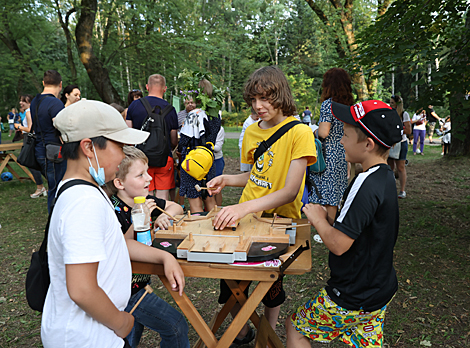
[290,288,391,347]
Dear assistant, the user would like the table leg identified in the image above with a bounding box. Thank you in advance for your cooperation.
[217,280,273,348]
[0,155,10,173]
[194,281,251,348]
[10,153,36,183]
[255,314,285,348]
[226,281,284,348]
[158,275,218,348]
[225,280,261,327]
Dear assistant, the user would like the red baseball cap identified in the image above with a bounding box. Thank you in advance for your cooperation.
[331,100,403,149]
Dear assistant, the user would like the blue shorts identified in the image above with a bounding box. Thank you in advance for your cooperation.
[215,157,225,177]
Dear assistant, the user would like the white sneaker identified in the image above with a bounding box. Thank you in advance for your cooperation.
[398,191,406,199]
[441,152,444,155]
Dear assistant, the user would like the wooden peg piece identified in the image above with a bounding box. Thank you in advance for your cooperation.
[153,205,176,220]
[129,284,154,314]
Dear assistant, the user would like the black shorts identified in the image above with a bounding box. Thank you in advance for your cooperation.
[218,277,286,308]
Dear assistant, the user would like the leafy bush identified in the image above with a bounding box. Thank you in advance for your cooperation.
[221,110,251,127]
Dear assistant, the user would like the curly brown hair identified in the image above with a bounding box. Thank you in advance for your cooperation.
[320,68,354,106]
[243,66,296,116]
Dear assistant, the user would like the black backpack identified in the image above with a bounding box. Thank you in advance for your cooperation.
[136,98,173,167]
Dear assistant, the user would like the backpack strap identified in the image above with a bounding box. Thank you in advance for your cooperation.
[138,98,173,130]
[38,180,106,262]
[253,120,301,162]
[33,94,55,147]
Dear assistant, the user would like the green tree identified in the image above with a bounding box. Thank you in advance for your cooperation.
[355,0,470,156]
[304,0,392,100]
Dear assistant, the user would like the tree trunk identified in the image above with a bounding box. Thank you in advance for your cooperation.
[305,0,369,100]
[228,56,232,113]
[55,3,77,83]
[448,93,470,156]
[448,15,470,156]
[221,55,226,111]
[75,0,123,104]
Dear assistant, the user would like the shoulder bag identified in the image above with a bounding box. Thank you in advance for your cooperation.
[25,180,105,312]
[17,96,53,171]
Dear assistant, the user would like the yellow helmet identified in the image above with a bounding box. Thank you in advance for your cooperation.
[182,142,214,181]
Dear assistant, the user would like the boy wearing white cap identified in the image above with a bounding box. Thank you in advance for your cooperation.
[41,101,185,348]
[286,100,403,348]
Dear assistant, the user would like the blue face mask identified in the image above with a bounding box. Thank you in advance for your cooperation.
[87,143,106,186]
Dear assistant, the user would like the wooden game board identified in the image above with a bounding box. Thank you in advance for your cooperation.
[153,207,299,263]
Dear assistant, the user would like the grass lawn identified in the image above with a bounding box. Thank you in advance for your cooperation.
[0,136,469,347]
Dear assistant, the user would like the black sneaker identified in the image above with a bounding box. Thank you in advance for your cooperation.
[230,327,255,348]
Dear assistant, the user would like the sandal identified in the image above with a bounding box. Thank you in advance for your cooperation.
[31,187,47,199]
[229,326,255,348]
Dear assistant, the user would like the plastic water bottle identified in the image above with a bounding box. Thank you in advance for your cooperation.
[131,196,152,246]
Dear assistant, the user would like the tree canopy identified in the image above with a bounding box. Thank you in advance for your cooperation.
[354,0,470,155]
[2,0,469,155]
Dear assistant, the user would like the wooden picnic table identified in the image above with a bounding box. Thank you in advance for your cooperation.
[132,220,312,348]
[0,142,36,183]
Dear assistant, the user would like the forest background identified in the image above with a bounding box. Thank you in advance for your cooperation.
[0,0,469,155]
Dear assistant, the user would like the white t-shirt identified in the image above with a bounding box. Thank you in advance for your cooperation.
[239,116,258,149]
[180,108,208,140]
[41,181,131,348]
[401,111,410,142]
[442,121,451,143]
[21,108,30,134]
[412,113,427,130]
[214,126,225,160]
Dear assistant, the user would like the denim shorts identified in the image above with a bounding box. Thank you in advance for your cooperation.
[398,140,408,161]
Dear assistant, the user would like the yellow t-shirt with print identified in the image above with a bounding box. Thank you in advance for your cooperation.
[240,116,316,219]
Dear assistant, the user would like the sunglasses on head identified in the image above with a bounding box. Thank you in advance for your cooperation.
[131,89,141,93]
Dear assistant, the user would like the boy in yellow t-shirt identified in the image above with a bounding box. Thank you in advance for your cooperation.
[207,65,316,345]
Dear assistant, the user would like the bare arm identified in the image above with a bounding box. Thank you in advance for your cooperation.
[125,226,185,296]
[302,204,354,256]
[212,158,308,230]
[207,171,251,193]
[403,121,411,135]
[126,119,133,128]
[170,129,178,149]
[153,200,184,230]
[317,122,331,140]
[66,263,134,338]
[15,110,33,133]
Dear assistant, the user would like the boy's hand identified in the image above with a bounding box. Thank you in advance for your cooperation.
[206,175,225,195]
[302,203,328,227]
[212,204,248,230]
[114,311,134,338]
[155,214,172,230]
[162,253,185,296]
[145,198,157,214]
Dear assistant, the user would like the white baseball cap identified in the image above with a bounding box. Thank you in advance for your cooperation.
[54,100,149,144]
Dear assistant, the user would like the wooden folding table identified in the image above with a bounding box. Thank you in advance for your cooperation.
[132,220,312,348]
[0,142,35,183]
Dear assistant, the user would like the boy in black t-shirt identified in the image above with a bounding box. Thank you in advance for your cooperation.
[286,100,403,348]
[107,146,189,348]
